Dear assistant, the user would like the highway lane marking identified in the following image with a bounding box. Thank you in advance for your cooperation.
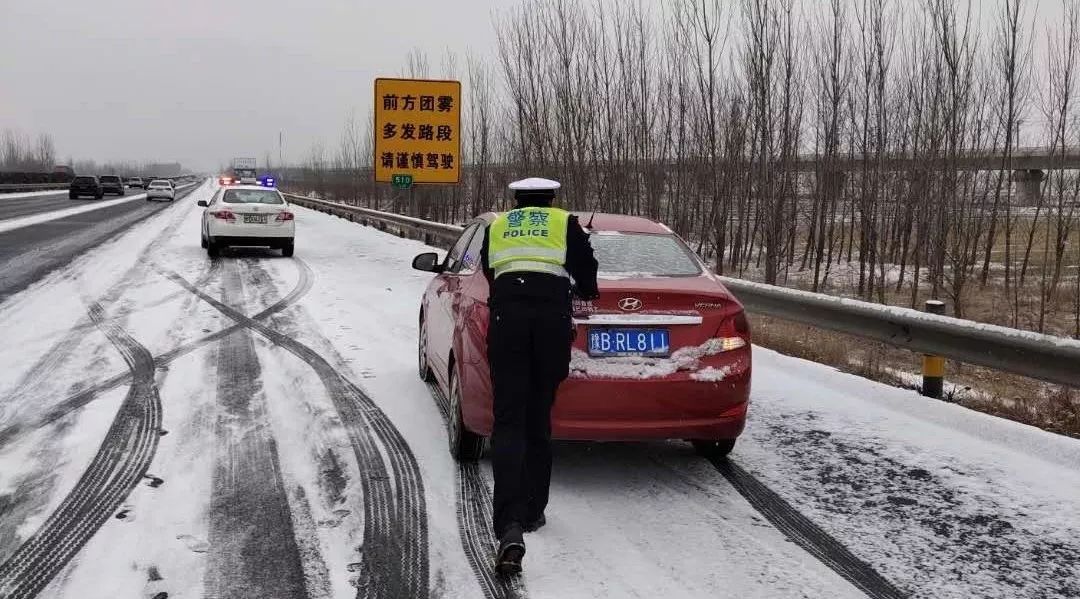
[0,196,148,232]
[0,190,69,201]
[0,185,195,234]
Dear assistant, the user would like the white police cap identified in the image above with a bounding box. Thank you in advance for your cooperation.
[508,177,561,191]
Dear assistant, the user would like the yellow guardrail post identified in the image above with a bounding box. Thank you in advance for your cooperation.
[922,300,946,398]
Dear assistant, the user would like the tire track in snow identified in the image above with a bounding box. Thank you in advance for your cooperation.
[0,258,312,449]
[705,456,908,599]
[235,257,338,599]
[0,303,162,599]
[204,260,310,599]
[428,383,527,599]
[158,266,429,599]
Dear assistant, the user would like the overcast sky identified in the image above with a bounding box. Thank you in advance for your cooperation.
[0,0,1067,172]
[0,0,499,171]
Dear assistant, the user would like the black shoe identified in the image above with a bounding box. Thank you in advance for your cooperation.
[495,525,526,575]
[523,514,546,533]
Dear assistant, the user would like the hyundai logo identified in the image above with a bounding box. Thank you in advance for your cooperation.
[618,297,643,312]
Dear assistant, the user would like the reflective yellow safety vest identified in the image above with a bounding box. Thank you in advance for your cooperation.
[488,207,570,279]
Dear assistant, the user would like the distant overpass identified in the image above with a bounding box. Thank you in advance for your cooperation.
[791,146,1080,172]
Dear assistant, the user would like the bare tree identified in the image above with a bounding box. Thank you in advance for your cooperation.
[1035,0,1080,332]
[982,0,1033,321]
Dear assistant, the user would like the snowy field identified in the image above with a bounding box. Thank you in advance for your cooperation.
[0,180,1077,598]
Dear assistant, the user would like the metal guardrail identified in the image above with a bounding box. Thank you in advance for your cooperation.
[717,278,1080,388]
[284,192,1080,388]
[0,183,69,193]
[282,192,464,243]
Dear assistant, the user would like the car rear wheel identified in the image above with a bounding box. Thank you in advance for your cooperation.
[448,369,484,462]
[281,242,295,257]
[207,241,220,258]
[69,193,77,199]
[418,315,434,382]
[691,439,736,459]
[95,192,103,199]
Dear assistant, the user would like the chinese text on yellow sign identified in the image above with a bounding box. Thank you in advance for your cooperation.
[374,78,461,184]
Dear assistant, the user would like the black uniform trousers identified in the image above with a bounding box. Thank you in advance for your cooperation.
[488,295,572,538]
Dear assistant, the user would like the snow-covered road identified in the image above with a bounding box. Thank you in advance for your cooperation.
[0,181,1077,598]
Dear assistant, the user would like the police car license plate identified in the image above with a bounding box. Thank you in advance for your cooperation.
[243,214,268,224]
[588,328,670,358]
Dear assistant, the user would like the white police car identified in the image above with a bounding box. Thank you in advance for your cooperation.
[198,183,295,257]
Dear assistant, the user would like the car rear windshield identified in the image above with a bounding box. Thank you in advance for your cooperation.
[72,176,95,183]
[150,180,171,187]
[590,232,703,277]
[222,189,283,204]
[100,176,120,182]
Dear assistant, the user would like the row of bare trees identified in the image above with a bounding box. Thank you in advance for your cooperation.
[289,0,1080,338]
[1,127,180,178]
[1,129,57,173]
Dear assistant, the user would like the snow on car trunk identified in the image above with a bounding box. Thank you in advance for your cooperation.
[570,276,747,379]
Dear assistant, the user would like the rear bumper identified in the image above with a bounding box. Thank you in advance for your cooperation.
[552,408,747,441]
[211,235,294,247]
[208,221,294,240]
[550,356,751,441]
[147,192,174,199]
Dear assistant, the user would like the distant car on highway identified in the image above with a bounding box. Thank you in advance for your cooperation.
[68,176,104,199]
[413,213,752,461]
[146,179,175,202]
[126,177,145,189]
[198,185,295,258]
[98,175,125,196]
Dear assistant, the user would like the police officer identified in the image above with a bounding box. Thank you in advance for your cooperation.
[481,177,598,575]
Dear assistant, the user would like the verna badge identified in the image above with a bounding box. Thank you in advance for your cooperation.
[618,297,643,312]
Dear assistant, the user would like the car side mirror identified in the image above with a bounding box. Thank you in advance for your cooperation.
[412,252,444,273]
[197,200,208,207]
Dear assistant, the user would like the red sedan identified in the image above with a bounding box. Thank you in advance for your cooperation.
[412,213,751,461]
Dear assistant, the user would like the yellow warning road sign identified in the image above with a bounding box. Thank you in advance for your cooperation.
[374,78,461,184]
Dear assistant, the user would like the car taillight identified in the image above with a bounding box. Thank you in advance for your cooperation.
[712,311,750,351]
[275,211,294,222]
[211,210,236,221]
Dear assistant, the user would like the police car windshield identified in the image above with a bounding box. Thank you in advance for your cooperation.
[590,232,702,277]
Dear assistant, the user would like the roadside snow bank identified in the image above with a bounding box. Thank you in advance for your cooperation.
[736,346,1080,599]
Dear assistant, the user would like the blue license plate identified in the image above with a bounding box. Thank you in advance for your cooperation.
[588,328,670,357]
